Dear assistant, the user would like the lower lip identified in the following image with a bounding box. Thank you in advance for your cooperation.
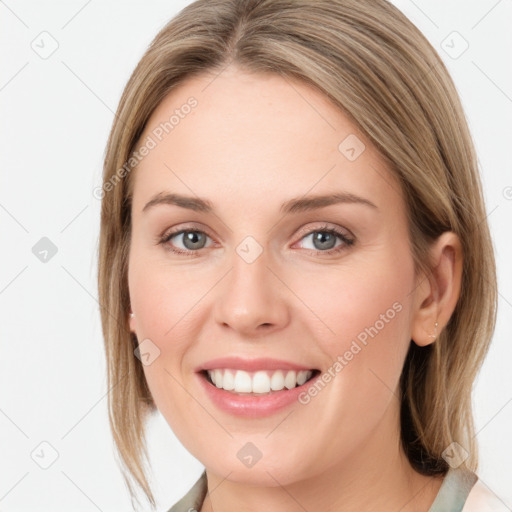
[196,371,320,418]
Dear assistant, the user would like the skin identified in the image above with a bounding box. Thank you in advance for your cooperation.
[128,64,463,512]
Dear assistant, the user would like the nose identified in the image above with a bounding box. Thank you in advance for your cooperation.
[213,245,290,337]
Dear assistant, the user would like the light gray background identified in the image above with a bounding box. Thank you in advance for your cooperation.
[1,0,511,510]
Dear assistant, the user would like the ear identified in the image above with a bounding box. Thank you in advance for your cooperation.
[411,231,463,347]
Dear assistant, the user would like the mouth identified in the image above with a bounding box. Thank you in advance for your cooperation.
[199,368,321,395]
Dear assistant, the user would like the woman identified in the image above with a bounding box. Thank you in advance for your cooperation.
[97,1,502,510]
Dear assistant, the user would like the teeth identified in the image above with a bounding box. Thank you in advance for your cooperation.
[270,370,285,391]
[234,369,252,392]
[284,371,296,389]
[206,369,313,394]
[296,370,309,386]
[214,369,223,389]
[222,369,235,390]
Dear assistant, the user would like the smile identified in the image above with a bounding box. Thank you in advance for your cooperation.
[197,367,322,418]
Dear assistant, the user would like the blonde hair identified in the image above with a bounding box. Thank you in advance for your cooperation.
[97,0,497,508]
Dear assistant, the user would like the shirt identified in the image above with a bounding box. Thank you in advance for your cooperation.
[167,466,479,512]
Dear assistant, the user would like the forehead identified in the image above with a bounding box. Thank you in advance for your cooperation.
[130,66,402,214]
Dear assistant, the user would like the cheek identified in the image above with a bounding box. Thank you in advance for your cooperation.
[128,266,199,435]
[128,259,211,407]
[277,251,414,462]
[299,252,411,328]
[289,244,415,391]
[129,258,202,348]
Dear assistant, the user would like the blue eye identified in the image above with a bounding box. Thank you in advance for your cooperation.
[159,224,354,257]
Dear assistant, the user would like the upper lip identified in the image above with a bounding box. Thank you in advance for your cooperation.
[196,357,317,373]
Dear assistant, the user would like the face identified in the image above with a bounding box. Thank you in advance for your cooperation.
[128,64,421,486]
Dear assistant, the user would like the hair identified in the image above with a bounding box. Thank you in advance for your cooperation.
[97,0,497,508]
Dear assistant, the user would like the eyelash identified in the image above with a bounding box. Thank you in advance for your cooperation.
[158,224,355,258]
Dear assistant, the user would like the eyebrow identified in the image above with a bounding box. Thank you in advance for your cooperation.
[142,191,378,214]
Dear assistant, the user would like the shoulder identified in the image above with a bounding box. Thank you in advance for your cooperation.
[167,470,208,512]
[462,479,509,512]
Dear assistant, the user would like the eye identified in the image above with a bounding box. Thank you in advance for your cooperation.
[295,224,354,255]
[159,228,214,256]
[158,223,354,257]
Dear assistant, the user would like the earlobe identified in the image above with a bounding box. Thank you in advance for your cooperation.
[129,310,136,333]
[413,312,440,348]
[427,321,439,342]
[411,231,463,347]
